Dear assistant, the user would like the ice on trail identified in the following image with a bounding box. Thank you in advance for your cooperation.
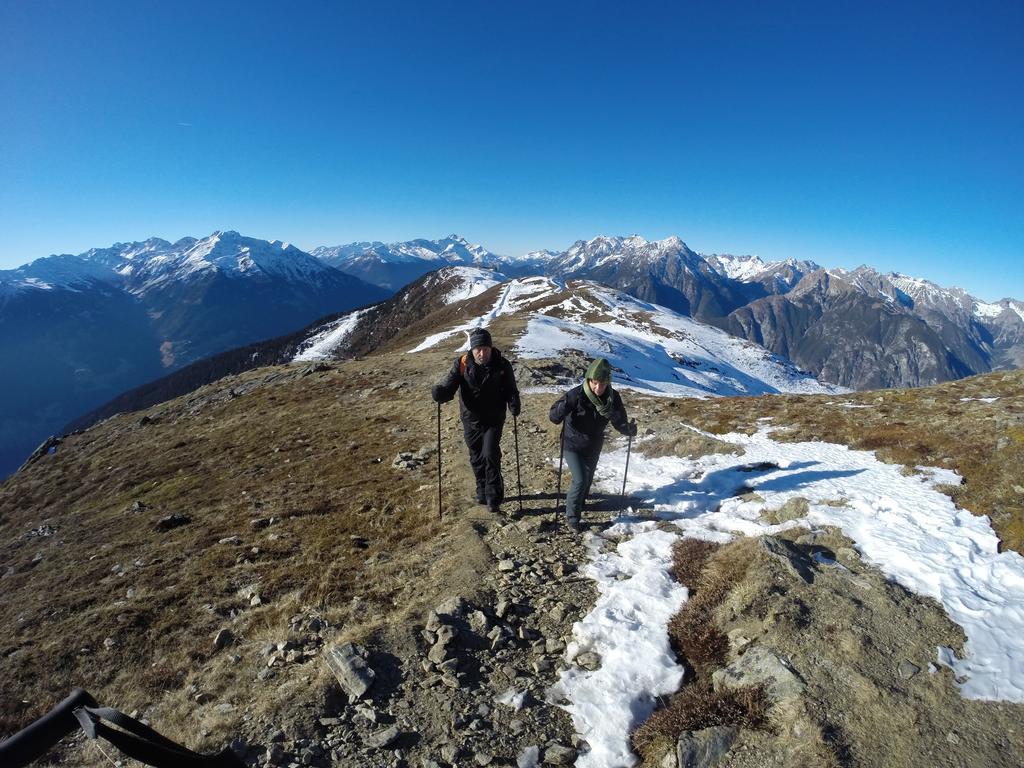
[548,529,687,767]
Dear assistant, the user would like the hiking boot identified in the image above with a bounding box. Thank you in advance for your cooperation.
[487,502,501,514]
[565,517,581,533]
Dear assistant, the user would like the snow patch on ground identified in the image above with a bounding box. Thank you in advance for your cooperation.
[548,529,687,767]
[408,277,561,353]
[555,427,1024,764]
[514,285,840,397]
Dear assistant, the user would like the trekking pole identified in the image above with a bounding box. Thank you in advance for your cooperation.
[513,414,523,515]
[437,402,443,520]
[555,421,565,517]
[621,420,634,502]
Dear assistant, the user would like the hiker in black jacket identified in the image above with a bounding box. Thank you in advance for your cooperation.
[432,327,521,513]
[549,357,636,533]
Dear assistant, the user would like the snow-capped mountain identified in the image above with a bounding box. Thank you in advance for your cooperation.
[313,234,501,291]
[497,237,1018,390]
[0,231,388,478]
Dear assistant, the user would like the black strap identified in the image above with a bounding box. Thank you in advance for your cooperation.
[73,706,244,768]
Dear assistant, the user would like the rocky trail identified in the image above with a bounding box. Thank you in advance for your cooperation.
[305,403,643,768]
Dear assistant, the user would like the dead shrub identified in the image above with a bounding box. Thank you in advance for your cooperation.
[632,681,769,764]
[669,537,757,676]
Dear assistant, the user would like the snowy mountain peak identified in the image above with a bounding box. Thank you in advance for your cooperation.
[705,253,768,281]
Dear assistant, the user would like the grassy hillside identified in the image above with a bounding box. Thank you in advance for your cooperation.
[2,338,1021,766]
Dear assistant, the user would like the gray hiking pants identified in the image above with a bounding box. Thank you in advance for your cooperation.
[564,447,600,522]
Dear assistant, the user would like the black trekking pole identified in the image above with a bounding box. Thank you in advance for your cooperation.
[555,420,565,518]
[621,420,635,504]
[513,414,523,515]
[437,401,443,521]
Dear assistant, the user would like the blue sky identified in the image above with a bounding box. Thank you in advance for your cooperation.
[1,1,1021,300]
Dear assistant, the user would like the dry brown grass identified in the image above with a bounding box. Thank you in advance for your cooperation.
[669,537,757,675]
[632,681,770,764]
[0,353,454,745]
[635,430,739,461]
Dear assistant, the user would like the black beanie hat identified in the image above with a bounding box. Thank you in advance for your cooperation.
[469,327,492,349]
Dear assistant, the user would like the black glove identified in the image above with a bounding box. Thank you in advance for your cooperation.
[431,385,448,404]
[628,420,638,437]
[509,401,521,417]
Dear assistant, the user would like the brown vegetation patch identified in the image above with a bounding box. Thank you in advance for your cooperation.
[0,352,477,747]
[635,430,739,461]
[632,681,769,764]
[669,538,757,675]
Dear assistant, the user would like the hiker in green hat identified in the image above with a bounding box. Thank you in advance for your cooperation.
[549,357,636,532]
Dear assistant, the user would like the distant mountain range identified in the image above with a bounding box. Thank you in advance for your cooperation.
[0,231,387,476]
[319,234,1024,389]
[3,229,1022,478]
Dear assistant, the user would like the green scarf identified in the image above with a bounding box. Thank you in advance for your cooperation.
[583,377,613,418]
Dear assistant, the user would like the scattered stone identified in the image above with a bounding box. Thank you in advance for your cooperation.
[898,660,921,680]
[574,652,601,671]
[156,514,191,532]
[712,645,805,701]
[727,629,753,653]
[441,744,462,763]
[435,596,469,618]
[543,743,577,765]
[498,559,517,572]
[468,610,490,634]
[266,743,285,765]
[365,725,401,749]
[353,703,378,723]
[675,726,738,768]
[324,643,376,699]
[758,536,814,583]
[213,629,234,650]
[219,535,243,546]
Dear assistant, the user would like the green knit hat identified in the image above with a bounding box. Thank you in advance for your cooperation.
[585,357,612,383]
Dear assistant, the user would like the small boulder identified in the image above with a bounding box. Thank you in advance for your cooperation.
[324,643,375,699]
[213,629,234,650]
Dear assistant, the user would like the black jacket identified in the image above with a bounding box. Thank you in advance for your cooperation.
[549,384,630,453]
[435,348,520,427]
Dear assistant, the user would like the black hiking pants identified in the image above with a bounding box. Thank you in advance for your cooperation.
[463,418,505,505]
